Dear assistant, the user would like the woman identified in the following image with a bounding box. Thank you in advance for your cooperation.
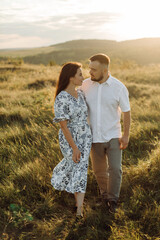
[51,62,92,218]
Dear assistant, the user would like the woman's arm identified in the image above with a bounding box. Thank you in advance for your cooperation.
[59,120,81,163]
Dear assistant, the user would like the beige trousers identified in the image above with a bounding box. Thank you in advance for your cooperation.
[90,138,122,201]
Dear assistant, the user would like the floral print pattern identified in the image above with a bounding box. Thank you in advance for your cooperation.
[51,90,92,193]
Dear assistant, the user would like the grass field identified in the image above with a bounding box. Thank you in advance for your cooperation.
[0,60,160,240]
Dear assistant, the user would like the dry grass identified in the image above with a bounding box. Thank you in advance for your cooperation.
[0,61,160,240]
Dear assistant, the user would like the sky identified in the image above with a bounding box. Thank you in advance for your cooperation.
[0,0,160,49]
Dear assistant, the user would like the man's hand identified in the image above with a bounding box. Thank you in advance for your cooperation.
[119,135,129,150]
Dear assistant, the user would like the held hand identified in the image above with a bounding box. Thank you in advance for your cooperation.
[72,147,81,163]
[119,136,129,150]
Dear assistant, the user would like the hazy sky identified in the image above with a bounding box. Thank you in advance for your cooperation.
[0,0,160,49]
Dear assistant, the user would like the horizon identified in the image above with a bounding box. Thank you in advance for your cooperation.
[1,0,160,49]
[1,37,160,51]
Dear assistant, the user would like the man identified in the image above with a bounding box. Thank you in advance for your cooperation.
[81,53,131,213]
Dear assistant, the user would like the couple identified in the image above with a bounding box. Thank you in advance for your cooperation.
[51,53,131,218]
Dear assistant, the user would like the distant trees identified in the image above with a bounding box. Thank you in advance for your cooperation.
[7,58,24,66]
[48,60,56,66]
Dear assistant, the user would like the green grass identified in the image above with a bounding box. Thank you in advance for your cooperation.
[0,61,160,240]
[0,46,55,58]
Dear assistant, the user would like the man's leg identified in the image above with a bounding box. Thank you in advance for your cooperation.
[106,138,122,202]
[90,143,108,199]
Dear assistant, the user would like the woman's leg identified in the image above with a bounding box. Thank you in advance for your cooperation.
[74,193,78,207]
[76,192,85,216]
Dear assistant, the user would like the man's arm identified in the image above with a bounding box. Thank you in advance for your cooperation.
[119,111,131,149]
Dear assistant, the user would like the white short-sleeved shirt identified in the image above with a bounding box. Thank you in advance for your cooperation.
[80,75,130,143]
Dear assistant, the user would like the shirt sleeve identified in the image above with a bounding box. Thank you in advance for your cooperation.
[119,86,130,112]
[53,94,70,123]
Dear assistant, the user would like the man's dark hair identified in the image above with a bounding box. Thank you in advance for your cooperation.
[89,53,110,66]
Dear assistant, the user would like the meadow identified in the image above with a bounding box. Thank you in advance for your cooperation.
[0,59,160,240]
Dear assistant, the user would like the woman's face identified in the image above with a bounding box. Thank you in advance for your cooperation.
[71,68,84,86]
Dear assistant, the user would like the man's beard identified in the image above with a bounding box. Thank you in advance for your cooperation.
[91,74,103,82]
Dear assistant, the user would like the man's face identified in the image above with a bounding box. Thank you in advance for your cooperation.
[89,61,104,82]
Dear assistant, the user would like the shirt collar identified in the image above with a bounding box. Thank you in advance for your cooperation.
[89,74,112,85]
[102,74,112,85]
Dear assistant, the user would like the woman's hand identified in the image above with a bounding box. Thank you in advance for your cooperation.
[59,121,81,163]
[72,147,81,163]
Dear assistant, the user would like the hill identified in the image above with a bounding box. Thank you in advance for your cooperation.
[1,38,160,65]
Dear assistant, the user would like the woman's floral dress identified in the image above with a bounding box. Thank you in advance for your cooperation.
[51,90,92,193]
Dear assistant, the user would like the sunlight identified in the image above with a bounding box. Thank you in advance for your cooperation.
[93,0,160,40]
[116,9,160,40]
[1,0,160,48]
